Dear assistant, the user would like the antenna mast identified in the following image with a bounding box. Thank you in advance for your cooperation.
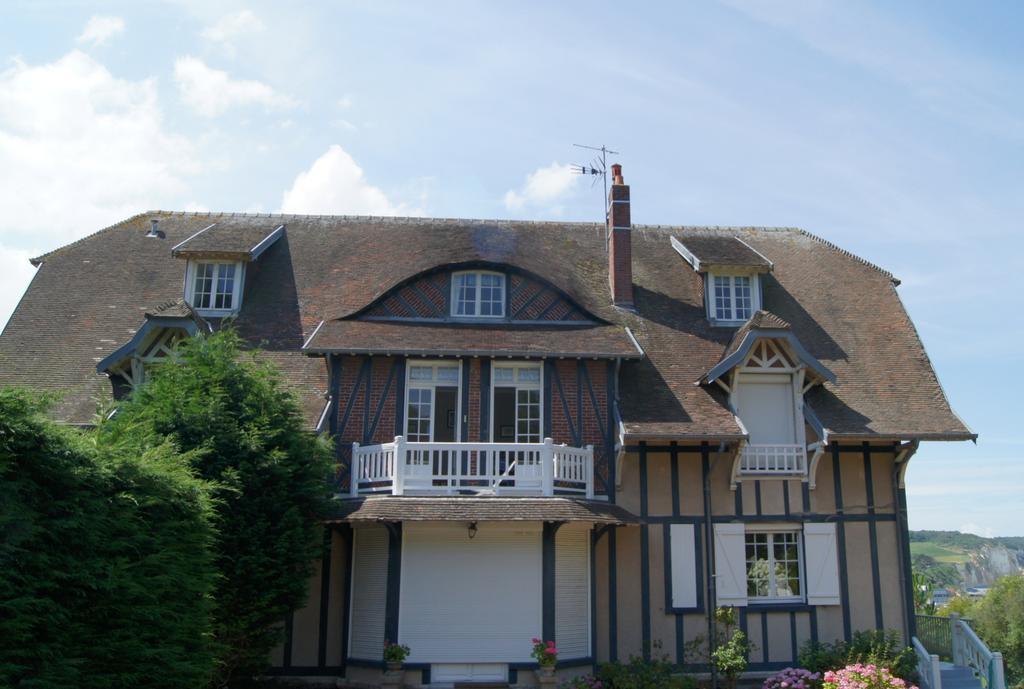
[570,143,620,250]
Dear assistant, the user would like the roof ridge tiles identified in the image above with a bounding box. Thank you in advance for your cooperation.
[30,210,152,266]
[29,210,896,286]
[795,227,900,286]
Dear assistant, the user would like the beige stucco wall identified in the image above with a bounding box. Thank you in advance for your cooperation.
[588,443,910,670]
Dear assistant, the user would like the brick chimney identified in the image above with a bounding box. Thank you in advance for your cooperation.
[608,163,634,308]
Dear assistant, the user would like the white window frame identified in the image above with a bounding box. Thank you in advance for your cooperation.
[490,362,543,443]
[707,272,760,324]
[451,270,506,319]
[185,260,245,314]
[743,525,804,604]
[405,360,463,442]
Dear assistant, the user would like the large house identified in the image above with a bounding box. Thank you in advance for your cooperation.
[0,166,973,686]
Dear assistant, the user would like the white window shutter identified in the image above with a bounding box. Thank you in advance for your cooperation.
[670,524,698,609]
[804,522,841,606]
[713,523,748,607]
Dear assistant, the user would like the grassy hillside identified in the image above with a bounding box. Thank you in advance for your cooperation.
[909,540,971,563]
[911,530,1023,590]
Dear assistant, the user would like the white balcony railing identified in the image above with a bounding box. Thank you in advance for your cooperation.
[739,443,807,475]
[350,437,594,498]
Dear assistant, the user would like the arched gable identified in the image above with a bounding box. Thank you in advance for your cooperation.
[357,265,597,323]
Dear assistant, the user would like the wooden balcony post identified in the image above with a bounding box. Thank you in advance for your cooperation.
[585,444,594,499]
[393,436,406,496]
[542,438,555,496]
[350,442,360,497]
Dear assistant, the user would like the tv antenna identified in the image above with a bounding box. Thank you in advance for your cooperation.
[570,143,619,249]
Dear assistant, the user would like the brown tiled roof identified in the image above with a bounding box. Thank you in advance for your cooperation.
[169,218,283,260]
[673,234,773,271]
[325,496,639,524]
[304,320,641,359]
[0,212,973,441]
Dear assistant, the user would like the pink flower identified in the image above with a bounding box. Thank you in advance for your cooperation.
[532,638,541,644]
[546,647,557,654]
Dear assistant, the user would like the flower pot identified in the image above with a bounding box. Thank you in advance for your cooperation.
[538,665,556,677]
[386,661,403,672]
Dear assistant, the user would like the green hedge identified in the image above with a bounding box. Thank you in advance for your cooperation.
[0,388,217,689]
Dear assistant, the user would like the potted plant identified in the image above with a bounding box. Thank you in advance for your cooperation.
[383,640,411,672]
[531,638,558,677]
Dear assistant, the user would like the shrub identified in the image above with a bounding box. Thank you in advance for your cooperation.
[799,631,916,683]
[712,630,750,689]
[764,667,822,689]
[970,575,1024,686]
[0,387,217,689]
[799,640,847,677]
[102,330,334,685]
[560,674,605,689]
[597,652,696,689]
[823,664,918,689]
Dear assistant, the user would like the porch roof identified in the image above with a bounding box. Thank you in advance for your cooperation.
[325,496,639,525]
[303,320,642,359]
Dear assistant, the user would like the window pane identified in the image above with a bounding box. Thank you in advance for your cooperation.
[745,533,771,598]
[214,263,236,310]
[494,368,514,383]
[454,273,477,316]
[714,275,732,320]
[436,366,459,382]
[479,273,505,316]
[734,276,752,320]
[410,366,433,381]
[517,367,540,383]
[516,387,541,442]
[406,387,432,441]
[192,263,214,309]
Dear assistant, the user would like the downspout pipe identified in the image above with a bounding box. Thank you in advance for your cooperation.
[892,441,920,642]
[704,441,721,689]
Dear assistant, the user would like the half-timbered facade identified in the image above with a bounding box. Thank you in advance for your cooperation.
[0,166,973,686]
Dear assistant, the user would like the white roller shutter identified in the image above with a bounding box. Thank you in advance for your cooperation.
[670,524,698,609]
[713,523,748,607]
[400,523,541,663]
[804,522,841,605]
[556,524,590,659]
[349,527,388,659]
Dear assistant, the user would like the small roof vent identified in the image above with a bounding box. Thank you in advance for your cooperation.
[146,219,165,239]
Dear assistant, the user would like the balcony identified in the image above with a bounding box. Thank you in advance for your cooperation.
[739,443,807,475]
[350,437,594,498]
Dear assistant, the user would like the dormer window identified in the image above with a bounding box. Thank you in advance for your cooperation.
[709,273,760,323]
[452,271,505,318]
[186,261,243,314]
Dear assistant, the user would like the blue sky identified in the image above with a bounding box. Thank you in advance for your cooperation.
[1,1,1021,535]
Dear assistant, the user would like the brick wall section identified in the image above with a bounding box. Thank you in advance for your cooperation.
[549,359,611,494]
[334,355,402,447]
[363,272,448,318]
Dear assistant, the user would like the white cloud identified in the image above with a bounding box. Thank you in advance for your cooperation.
[174,56,296,117]
[503,162,578,212]
[76,15,125,47]
[0,50,198,251]
[200,10,265,54]
[280,145,412,216]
